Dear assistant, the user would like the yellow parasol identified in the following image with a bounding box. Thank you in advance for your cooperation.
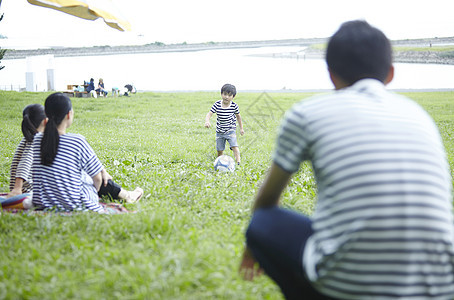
[27,0,131,31]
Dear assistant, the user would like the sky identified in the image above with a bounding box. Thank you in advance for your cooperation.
[1,0,454,49]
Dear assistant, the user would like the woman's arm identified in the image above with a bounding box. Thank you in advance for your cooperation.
[8,141,33,197]
[92,172,103,192]
[7,178,24,197]
[100,169,113,187]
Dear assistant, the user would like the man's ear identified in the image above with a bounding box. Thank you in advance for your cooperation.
[384,65,394,85]
[43,118,48,126]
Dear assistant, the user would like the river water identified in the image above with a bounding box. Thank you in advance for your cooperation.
[0,46,453,92]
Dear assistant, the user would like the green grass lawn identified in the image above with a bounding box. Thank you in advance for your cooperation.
[0,90,453,299]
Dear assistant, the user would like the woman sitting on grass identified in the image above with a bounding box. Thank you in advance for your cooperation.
[96,78,108,97]
[31,92,143,212]
[7,104,46,198]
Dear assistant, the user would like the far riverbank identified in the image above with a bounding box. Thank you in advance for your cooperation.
[3,37,454,65]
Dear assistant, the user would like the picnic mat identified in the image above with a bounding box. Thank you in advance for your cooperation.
[0,193,31,209]
[0,193,135,214]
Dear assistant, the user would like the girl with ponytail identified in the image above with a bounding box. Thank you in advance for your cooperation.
[32,93,142,212]
[7,104,46,197]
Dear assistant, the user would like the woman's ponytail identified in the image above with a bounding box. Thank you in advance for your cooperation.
[40,117,59,166]
[21,104,45,142]
[40,93,72,166]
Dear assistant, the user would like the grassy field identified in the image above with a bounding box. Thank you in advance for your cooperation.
[0,90,453,299]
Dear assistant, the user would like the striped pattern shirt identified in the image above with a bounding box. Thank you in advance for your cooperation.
[9,138,33,193]
[273,79,454,299]
[31,132,104,212]
[210,100,240,133]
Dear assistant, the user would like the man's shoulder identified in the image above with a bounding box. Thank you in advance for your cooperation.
[290,92,338,113]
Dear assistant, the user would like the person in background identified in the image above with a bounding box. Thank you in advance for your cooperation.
[240,20,454,299]
[32,93,143,212]
[96,78,108,97]
[86,78,97,98]
[123,84,136,96]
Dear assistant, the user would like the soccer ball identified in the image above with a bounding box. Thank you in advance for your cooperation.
[214,155,235,172]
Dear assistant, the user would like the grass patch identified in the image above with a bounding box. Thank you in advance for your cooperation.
[308,43,326,51]
[0,90,453,299]
[393,45,454,52]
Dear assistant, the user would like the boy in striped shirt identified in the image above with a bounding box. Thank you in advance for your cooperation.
[205,84,244,165]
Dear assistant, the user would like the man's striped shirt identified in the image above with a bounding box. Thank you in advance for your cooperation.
[210,100,240,133]
[32,132,104,212]
[274,79,454,299]
[9,138,33,193]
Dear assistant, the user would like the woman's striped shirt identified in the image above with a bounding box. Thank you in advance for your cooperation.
[31,132,104,212]
[9,138,33,193]
[210,100,240,133]
[273,79,454,299]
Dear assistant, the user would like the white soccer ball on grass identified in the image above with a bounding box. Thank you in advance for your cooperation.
[214,155,235,172]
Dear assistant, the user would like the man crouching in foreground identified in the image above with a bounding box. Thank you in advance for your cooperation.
[240,20,454,300]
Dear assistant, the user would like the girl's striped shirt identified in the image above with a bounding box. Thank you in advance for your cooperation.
[9,138,33,193]
[31,132,104,212]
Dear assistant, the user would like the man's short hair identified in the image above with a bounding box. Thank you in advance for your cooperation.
[326,20,392,85]
[221,83,237,97]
